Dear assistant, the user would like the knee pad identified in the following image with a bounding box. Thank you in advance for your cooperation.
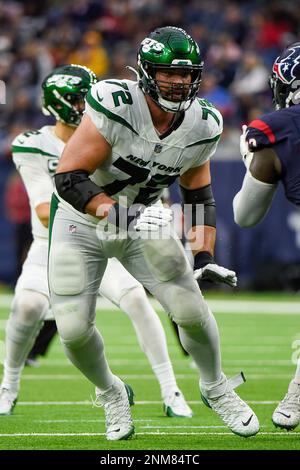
[142,237,189,282]
[154,282,210,327]
[49,244,86,295]
[11,290,49,326]
[53,301,92,349]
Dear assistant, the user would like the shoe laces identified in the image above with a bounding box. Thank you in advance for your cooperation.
[93,387,131,428]
[280,392,300,411]
[210,390,249,422]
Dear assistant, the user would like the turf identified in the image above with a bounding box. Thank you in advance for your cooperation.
[0,293,300,450]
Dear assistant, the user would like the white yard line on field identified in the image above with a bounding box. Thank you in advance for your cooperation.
[34,419,175,423]
[12,358,295,367]
[0,295,300,314]
[0,431,297,437]
[34,421,227,428]
[19,373,292,380]
[16,400,279,406]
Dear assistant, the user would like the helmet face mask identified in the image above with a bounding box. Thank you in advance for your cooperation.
[138,27,203,112]
[269,42,300,109]
[42,64,97,126]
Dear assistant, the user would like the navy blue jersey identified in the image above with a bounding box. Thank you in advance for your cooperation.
[246,105,300,206]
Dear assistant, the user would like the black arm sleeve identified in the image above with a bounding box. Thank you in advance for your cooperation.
[180,183,216,231]
[54,170,104,213]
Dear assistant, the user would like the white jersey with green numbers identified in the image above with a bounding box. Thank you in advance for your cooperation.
[56,79,223,223]
[12,126,64,241]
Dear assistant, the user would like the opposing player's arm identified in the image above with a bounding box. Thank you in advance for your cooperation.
[233,146,280,228]
[180,160,216,257]
[55,114,117,218]
[249,147,281,184]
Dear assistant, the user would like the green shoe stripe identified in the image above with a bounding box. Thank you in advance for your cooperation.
[164,404,182,418]
[119,426,135,440]
[125,384,134,406]
[200,393,212,409]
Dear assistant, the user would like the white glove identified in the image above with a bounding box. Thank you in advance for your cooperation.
[194,263,237,287]
[134,205,173,232]
[240,124,254,170]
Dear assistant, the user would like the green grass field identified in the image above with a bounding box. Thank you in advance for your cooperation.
[0,292,300,451]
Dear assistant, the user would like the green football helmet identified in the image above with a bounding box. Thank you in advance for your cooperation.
[137,26,204,112]
[41,64,98,126]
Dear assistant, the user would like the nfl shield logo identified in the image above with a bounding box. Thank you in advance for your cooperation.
[154,144,163,153]
[68,224,77,234]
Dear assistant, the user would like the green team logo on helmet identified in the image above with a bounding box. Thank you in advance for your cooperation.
[138,26,204,112]
[42,64,98,126]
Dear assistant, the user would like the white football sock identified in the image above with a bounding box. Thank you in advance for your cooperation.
[1,290,48,392]
[119,286,177,395]
[178,313,221,385]
[152,362,177,398]
[61,326,115,391]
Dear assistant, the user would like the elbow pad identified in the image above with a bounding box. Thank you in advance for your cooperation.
[54,170,104,213]
[180,184,216,231]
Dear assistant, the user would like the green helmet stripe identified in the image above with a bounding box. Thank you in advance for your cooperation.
[12,146,59,158]
[186,134,221,148]
[86,90,138,135]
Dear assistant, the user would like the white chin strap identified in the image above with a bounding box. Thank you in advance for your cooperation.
[158,95,189,113]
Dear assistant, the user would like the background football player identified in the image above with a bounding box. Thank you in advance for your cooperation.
[0,64,192,421]
[233,42,300,431]
[50,27,259,440]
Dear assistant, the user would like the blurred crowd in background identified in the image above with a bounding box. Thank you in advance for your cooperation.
[1,0,300,289]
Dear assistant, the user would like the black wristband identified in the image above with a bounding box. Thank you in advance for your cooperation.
[107,203,142,230]
[194,251,215,269]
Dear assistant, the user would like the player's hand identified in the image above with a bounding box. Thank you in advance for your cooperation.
[193,251,237,287]
[240,124,254,170]
[194,263,237,287]
[134,205,173,232]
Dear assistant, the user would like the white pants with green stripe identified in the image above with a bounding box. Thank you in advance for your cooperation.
[48,205,222,386]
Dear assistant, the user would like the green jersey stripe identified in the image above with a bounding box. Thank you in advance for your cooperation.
[186,134,221,147]
[86,90,138,135]
[48,193,59,255]
[12,146,59,158]
[47,193,59,292]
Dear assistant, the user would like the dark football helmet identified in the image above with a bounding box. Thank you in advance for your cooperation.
[269,42,300,109]
[137,26,203,112]
[42,64,98,126]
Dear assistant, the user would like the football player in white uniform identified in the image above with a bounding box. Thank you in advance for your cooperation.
[50,27,259,441]
[0,64,193,420]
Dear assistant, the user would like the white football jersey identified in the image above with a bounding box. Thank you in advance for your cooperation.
[56,79,222,223]
[12,126,64,241]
